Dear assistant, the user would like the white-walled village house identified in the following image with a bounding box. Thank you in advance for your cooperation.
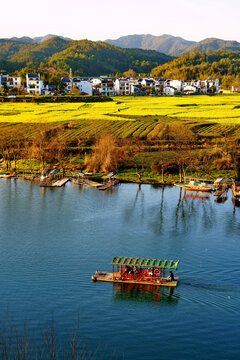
[0,74,21,89]
[101,78,114,96]
[114,79,131,95]
[61,77,93,95]
[26,74,44,95]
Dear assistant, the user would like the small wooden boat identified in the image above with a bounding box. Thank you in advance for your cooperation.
[214,178,228,197]
[92,257,180,287]
[183,177,213,192]
[98,179,119,191]
[232,179,240,204]
[0,174,14,178]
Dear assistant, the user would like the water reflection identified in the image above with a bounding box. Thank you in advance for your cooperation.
[183,190,211,201]
[113,283,180,305]
[123,184,145,222]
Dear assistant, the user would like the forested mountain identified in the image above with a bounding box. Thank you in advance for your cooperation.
[151,50,240,87]
[105,34,195,56]
[0,37,172,76]
[0,34,72,44]
[105,34,240,57]
[178,38,240,56]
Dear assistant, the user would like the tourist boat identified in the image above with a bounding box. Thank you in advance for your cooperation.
[92,257,180,287]
[183,177,213,192]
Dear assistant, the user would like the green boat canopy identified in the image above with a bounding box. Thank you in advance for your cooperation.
[111,257,179,270]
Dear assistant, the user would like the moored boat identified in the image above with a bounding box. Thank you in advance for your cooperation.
[92,256,180,287]
[232,179,240,205]
[183,177,213,192]
[213,178,228,202]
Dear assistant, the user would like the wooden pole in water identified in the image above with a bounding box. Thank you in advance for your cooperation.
[113,265,114,280]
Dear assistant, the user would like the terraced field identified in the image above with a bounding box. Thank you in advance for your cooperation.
[1,94,240,139]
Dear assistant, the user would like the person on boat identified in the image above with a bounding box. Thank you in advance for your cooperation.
[133,266,139,274]
[167,271,174,282]
[125,265,131,274]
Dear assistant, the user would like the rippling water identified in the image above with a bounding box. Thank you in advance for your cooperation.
[0,180,240,359]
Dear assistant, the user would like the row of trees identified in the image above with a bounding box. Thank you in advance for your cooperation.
[0,122,240,182]
[0,126,68,174]
[151,50,240,89]
[84,124,240,182]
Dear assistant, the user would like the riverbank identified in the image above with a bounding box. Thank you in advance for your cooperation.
[1,95,240,186]
[0,167,235,186]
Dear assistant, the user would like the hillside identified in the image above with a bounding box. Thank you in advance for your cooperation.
[0,34,72,44]
[105,34,240,57]
[47,40,172,76]
[151,50,240,85]
[0,37,172,76]
[178,38,240,56]
[105,34,195,56]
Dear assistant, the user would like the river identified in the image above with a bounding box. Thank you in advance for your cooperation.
[0,180,239,359]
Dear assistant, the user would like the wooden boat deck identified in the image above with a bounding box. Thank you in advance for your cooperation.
[52,178,70,187]
[83,179,102,187]
[92,271,179,287]
[98,180,119,191]
[40,177,70,187]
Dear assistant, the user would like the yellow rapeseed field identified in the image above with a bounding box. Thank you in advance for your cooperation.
[1,94,240,138]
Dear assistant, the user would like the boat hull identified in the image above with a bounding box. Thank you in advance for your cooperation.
[92,272,179,287]
[184,186,212,192]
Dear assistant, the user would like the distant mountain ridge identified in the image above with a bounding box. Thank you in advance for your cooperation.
[178,37,240,55]
[105,34,240,56]
[0,34,72,44]
[105,34,195,56]
[2,34,240,56]
[0,36,172,76]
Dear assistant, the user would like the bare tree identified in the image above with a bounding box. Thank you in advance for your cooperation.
[85,134,125,173]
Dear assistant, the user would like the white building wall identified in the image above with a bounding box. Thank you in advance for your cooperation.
[77,81,93,95]
[163,86,176,96]
[101,80,115,96]
[0,74,21,89]
[26,74,44,95]
[183,85,198,94]
[169,80,183,93]
[114,79,130,95]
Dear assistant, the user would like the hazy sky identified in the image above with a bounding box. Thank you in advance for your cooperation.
[1,0,240,41]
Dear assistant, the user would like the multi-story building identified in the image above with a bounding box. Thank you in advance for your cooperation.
[183,79,219,95]
[26,74,44,95]
[77,80,93,95]
[44,85,57,95]
[206,79,219,94]
[0,74,21,90]
[154,79,165,94]
[101,78,114,96]
[114,79,131,95]
[61,77,93,95]
[141,79,154,90]
[61,77,72,92]
[130,83,144,96]
[163,86,177,96]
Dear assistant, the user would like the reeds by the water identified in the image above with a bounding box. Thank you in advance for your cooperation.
[0,313,115,360]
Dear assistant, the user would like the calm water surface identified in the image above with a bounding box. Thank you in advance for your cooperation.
[0,180,240,359]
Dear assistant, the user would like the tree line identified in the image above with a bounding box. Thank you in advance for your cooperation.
[151,49,240,89]
[1,121,240,182]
